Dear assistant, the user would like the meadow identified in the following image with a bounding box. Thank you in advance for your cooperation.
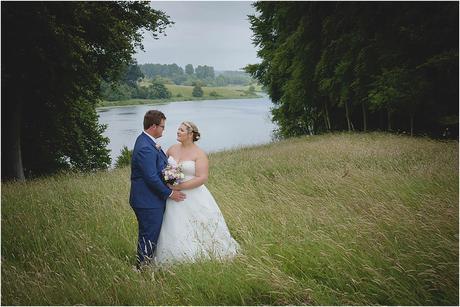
[98,83,261,107]
[1,133,458,305]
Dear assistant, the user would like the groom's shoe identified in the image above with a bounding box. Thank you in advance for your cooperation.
[133,263,148,273]
[135,259,152,272]
[132,265,141,273]
[134,258,143,272]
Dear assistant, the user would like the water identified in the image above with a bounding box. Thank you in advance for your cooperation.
[97,95,277,164]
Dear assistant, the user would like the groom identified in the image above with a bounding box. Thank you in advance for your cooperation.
[129,110,185,269]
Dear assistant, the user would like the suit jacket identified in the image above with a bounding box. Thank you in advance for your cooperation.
[129,132,171,209]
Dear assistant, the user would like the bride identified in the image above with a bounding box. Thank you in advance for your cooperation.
[154,121,239,265]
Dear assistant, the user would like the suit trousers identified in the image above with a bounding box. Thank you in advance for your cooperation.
[132,207,165,265]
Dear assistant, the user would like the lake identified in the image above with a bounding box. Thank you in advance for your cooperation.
[97,95,277,164]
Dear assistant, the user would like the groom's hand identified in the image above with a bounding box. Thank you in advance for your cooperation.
[169,190,186,202]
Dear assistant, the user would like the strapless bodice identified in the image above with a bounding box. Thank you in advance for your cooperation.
[168,157,196,181]
[178,160,196,181]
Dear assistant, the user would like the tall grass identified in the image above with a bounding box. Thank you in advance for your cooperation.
[2,133,458,305]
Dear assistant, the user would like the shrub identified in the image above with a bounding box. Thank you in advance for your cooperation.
[115,146,132,168]
[148,82,172,99]
[192,85,203,97]
[101,81,135,101]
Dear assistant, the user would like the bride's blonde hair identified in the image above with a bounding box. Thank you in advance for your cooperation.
[181,121,201,142]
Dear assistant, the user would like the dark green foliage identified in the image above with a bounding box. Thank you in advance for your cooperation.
[115,146,133,168]
[139,63,255,87]
[246,2,458,138]
[131,80,172,99]
[213,71,254,86]
[195,65,215,79]
[146,81,172,99]
[192,85,204,97]
[2,1,172,179]
[101,81,135,101]
[139,63,184,79]
[101,60,145,101]
[185,64,194,75]
[122,61,144,87]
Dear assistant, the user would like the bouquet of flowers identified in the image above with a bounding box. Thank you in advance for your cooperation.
[162,157,185,186]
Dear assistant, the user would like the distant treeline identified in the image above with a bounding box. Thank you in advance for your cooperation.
[100,61,172,101]
[139,63,254,86]
[246,2,458,138]
[101,62,255,101]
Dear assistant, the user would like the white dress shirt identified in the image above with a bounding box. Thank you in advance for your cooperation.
[143,130,157,143]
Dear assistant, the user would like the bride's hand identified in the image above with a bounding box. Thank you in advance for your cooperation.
[167,183,181,190]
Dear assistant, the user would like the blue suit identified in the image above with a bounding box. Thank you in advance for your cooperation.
[129,132,171,265]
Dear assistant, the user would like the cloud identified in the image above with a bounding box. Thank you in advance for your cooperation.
[134,1,260,71]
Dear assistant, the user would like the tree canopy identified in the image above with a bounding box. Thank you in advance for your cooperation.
[136,63,252,87]
[246,2,458,138]
[185,64,195,75]
[2,1,172,180]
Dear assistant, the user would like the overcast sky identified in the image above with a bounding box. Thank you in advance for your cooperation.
[134,1,260,71]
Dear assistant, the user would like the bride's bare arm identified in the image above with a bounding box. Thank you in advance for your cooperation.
[171,154,208,190]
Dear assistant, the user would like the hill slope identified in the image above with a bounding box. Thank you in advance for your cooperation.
[2,133,458,305]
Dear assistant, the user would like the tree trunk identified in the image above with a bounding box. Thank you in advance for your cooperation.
[387,109,392,131]
[344,100,352,132]
[361,101,367,132]
[3,99,25,181]
[410,113,414,137]
[323,113,328,131]
[324,102,331,131]
[379,109,384,130]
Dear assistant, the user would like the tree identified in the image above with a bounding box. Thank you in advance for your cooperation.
[195,65,215,79]
[101,81,135,101]
[122,60,144,87]
[101,60,144,101]
[192,85,204,97]
[148,81,172,99]
[139,63,184,78]
[185,64,194,75]
[368,68,407,131]
[2,2,172,180]
[246,2,458,138]
[115,146,133,168]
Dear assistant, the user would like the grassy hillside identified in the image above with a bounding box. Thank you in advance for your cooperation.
[2,133,458,305]
[98,84,262,107]
[165,84,261,98]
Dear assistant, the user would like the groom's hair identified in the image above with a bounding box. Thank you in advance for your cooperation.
[144,110,166,130]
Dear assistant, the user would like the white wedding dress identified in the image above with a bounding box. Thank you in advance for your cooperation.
[154,159,239,265]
